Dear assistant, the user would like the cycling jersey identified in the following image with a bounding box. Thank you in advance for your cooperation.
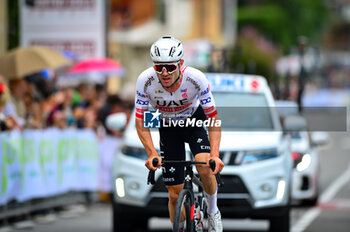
[135,66,217,121]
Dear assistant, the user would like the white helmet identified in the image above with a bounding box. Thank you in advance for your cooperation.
[150,36,184,62]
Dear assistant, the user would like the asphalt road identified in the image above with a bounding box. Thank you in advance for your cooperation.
[4,131,350,232]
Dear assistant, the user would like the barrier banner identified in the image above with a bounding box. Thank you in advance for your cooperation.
[40,128,59,197]
[98,135,121,192]
[57,128,78,193]
[18,130,46,201]
[0,128,100,205]
[73,129,99,191]
[0,130,22,204]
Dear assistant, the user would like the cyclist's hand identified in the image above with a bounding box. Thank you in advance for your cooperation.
[210,156,224,175]
[145,155,162,171]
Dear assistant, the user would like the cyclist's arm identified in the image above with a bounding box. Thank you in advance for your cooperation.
[207,114,223,174]
[135,118,161,170]
[134,71,161,170]
[196,71,224,174]
[208,114,221,158]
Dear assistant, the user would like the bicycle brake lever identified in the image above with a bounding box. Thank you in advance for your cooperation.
[147,170,155,185]
[215,172,224,188]
[209,159,224,187]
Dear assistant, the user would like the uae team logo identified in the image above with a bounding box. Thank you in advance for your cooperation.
[143,109,161,128]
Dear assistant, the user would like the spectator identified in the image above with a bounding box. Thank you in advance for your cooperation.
[52,110,67,129]
[23,92,42,129]
[98,94,123,136]
[0,74,22,130]
[7,78,28,127]
[44,89,65,127]
[97,94,124,197]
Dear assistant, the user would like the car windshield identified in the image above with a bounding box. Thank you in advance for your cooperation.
[213,92,274,130]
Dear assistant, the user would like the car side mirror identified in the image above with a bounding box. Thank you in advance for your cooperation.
[106,112,127,131]
[283,115,307,132]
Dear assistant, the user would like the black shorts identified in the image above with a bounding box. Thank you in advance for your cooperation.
[159,106,211,186]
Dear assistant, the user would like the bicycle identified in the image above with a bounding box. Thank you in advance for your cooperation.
[147,158,224,232]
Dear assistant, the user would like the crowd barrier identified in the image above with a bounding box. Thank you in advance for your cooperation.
[0,128,101,206]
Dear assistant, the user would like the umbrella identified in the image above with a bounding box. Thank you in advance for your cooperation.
[0,46,72,79]
[58,58,125,87]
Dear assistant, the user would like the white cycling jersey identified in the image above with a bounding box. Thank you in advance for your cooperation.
[135,66,217,121]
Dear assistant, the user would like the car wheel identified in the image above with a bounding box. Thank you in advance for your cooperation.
[269,206,290,232]
[112,202,149,232]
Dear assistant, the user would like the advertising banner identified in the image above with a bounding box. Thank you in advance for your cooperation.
[0,130,22,204]
[18,130,46,201]
[20,0,106,59]
[0,128,100,205]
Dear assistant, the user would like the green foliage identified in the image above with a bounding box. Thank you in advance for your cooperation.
[229,0,330,79]
[229,39,275,82]
[237,1,330,52]
[8,0,20,50]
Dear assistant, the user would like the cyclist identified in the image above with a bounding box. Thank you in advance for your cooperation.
[135,36,224,231]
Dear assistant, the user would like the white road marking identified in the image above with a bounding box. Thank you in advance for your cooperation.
[291,161,350,232]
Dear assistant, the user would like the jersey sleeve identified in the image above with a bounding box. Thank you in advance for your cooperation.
[198,73,218,118]
[135,75,149,120]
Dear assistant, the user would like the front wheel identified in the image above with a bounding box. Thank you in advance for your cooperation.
[173,190,195,232]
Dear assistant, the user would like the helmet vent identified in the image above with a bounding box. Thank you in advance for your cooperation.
[169,46,175,57]
[154,46,160,56]
[150,36,183,62]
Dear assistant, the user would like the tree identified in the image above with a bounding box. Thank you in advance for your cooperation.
[237,0,330,53]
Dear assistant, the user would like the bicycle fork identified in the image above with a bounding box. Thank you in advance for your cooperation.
[194,198,204,231]
[184,166,204,232]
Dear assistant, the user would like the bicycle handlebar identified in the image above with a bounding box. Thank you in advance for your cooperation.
[147,157,224,187]
[209,159,224,187]
[146,158,158,185]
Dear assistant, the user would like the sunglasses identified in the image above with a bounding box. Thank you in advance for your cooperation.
[153,62,179,74]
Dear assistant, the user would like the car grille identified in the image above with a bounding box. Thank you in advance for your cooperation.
[219,175,249,194]
[150,175,249,194]
[220,151,240,165]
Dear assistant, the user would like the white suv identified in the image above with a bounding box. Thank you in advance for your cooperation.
[109,73,295,232]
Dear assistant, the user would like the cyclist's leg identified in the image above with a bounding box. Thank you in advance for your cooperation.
[188,127,219,215]
[159,126,186,223]
[187,127,217,195]
[189,130,223,231]
[186,105,218,194]
[166,184,185,223]
[195,153,217,195]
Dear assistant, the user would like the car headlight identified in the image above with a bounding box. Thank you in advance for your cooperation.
[292,152,311,171]
[295,153,311,172]
[121,145,148,160]
[241,148,279,165]
[115,178,125,198]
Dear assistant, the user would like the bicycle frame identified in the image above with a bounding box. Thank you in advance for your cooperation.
[147,159,223,232]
